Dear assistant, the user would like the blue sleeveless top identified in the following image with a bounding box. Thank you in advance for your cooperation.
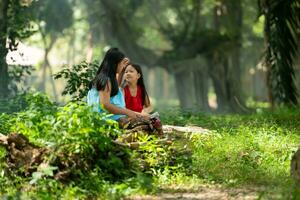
[87,87,126,120]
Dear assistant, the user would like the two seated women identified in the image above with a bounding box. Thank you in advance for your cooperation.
[87,48,162,139]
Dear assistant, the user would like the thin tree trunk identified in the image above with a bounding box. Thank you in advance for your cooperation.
[163,70,169,99]
[47,60,58,101]
[67,28,76,66]
[40,49,48,92]
[86,31,93,62]
[0,0,9,98]
[263,0,274,108]
[147,68,155,100]
[40,34,58,101]
[41,50,58,101]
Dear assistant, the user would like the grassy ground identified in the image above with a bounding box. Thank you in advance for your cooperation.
[1,94,300,199]
[151,107,300,199]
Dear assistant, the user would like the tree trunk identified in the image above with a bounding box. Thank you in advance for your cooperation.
[86,31,93,62]
[291,148,300,185]
[263,0,274,108]
[194,68,210,111]
[40,49,58,101]
[48,62,58,102]
[174,71,196,111]
[227,47,247,112]
[40,34,58,101]
[209,0,246,113]
[226,0,246,112]
[147,68,155,100]
[208,58,231,112]
[40,49,49,92]
[193,56,210,111]
[0,0,9,98]
[163,70,169,99]
[67,27,76,66]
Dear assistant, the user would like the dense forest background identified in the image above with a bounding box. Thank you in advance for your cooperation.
[1,0,299,113]
[1,1,300,199]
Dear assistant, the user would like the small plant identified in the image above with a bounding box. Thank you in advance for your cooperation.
[54,61,98,100]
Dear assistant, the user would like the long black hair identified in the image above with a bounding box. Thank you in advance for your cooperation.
[89,48,125,97]
[127,63,150,107]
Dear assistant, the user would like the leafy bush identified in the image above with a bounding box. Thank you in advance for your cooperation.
[54,61,98,100]
[8,65,34,94]
[0,92,143,198]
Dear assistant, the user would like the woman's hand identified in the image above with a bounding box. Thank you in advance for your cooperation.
[135,112,150,120]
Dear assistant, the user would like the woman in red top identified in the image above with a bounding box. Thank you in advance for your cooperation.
[122,63,152,114]
[121,63,163,137]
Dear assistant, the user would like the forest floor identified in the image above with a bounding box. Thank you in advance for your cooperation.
[126,185,259,200]
[1,95,299,199]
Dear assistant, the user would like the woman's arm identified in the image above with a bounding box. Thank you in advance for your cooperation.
[99,82,148,118]
[142,105,153,114]
[142,95,153,114]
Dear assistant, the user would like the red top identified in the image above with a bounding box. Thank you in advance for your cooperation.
[124,85,143,112]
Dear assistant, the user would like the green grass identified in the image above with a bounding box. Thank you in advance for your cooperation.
[1,93,300,199]
[157,107,300,199]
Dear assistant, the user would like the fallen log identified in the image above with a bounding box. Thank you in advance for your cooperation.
[162,125,210,134]
[113,125,209,149]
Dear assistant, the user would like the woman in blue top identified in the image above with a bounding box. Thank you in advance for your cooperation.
[87,48,149,120]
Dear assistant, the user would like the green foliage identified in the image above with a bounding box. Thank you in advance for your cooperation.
[5,0,36,50]
[1,94,300,199]
[0,92,142,198]
[54,61,98,100]
[8,65,34,94]
[0,91,55,117]
[31,0,73,36]
[8,95,133,180]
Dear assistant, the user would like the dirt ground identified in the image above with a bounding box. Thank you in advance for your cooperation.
[125,185,258,200]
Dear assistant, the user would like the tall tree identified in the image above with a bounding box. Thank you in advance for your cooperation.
[31,0,73,100]
[147,0,212,110]
[0,0,9,98]
[0,0,34,98]
[260,0,300,106]
[209,0,246,112]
